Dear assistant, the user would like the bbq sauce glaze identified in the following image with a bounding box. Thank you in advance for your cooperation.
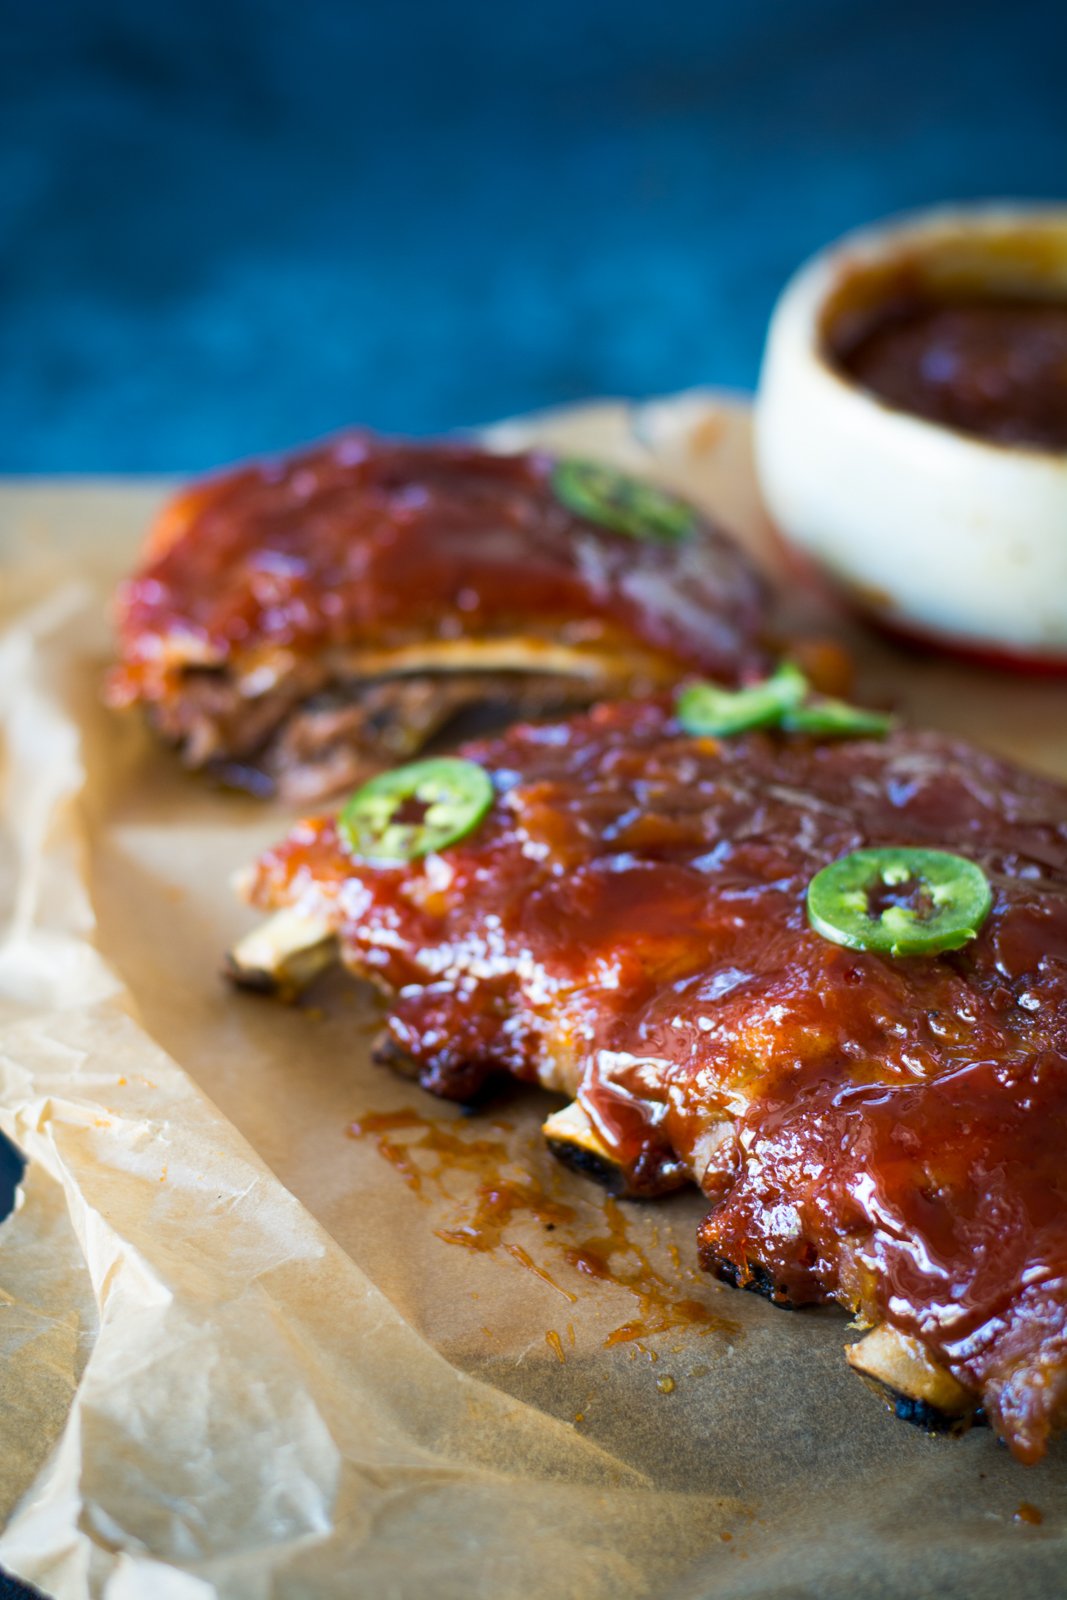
[111,432,766,697]
[248,700,1067,1460]
[832,294,1067,451]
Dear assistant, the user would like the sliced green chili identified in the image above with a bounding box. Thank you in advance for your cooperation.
[339,757,494,866]
[676,663,893,744]
[676,662,809,737]
[551,458,698,543]
[806,846,993,957]
[783,699,895,738]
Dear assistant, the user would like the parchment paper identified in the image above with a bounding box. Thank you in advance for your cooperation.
[1,397,1066,1600]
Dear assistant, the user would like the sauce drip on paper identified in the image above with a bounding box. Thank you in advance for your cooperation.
[347,1105,734,1346]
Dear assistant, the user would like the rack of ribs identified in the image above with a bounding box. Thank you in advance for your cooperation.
[107,432,767,802]
[227,696,1067,1463]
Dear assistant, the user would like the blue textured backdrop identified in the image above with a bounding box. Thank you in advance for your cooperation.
[2,0,1066,472]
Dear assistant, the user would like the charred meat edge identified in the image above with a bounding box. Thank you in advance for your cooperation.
[226,906,984,1436]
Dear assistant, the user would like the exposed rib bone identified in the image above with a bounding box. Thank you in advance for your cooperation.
[846,1324,980,1436]
[542,1099,623,1179]
[319,637,673,685]
[226,909,337,999]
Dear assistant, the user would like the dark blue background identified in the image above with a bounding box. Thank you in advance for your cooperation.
[0,12,1063,1593]
[2,0,1065,473]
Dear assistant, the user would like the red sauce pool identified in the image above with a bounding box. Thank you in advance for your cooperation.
[831,295,1067,452]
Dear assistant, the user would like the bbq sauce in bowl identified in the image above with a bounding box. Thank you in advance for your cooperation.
[755,206,1067,666]
[831,291,1067,452]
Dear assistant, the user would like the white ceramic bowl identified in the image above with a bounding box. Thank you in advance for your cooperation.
[754,205,1067,666]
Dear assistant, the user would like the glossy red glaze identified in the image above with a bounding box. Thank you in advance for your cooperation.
[112,432,766,690]
[247,700,1067,1460]
[833,296,1067,452]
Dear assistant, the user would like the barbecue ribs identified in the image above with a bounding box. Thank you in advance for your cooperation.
[228,698,1067,1462]
[108,433,767,801]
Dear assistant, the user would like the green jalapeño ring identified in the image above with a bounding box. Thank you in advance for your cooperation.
[806,846,993,958]
[339,757,494,866]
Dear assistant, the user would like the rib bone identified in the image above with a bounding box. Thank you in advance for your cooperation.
[226,909,337,999]
[542,1100,628,1191]
[846,1324,980,1435]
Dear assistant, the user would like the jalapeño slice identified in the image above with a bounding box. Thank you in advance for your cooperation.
[806,847,992,957]
[783,699,894,738]
[339,757,494,865]
[676,661,808,737]
[551,458,698,543]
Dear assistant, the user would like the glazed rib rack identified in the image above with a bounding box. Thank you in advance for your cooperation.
[228,697,1067,1462]
[108,433,766,801]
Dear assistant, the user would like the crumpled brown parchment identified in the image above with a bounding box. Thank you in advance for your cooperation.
[1,400,1066,1600]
